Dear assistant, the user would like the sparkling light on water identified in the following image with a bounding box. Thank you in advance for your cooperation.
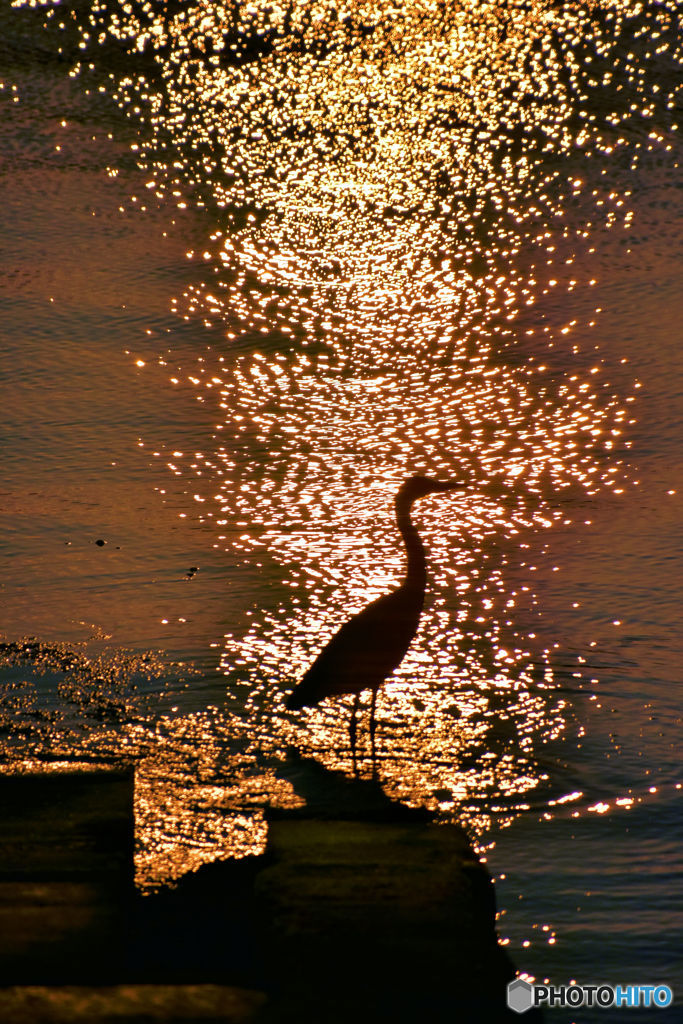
[3,0,681,888]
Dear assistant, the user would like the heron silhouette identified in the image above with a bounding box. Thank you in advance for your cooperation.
[286,475,462,756]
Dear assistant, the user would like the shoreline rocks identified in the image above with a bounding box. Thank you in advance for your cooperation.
[0,766,534,1021]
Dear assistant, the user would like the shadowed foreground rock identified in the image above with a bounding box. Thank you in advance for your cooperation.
[255,817,516,1022]
[0,765,537,1022]
[0,769,133,985]
[0,985,266,1023]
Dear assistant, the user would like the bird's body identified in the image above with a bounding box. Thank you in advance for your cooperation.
[286,475,461,748]
[286,585,423,711]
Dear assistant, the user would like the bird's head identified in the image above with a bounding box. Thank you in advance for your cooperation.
[396,474,464,505]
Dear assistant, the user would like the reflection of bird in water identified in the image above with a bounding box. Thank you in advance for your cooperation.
[286,475,462,757]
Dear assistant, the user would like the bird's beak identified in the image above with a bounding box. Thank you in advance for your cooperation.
[430,480,465,493]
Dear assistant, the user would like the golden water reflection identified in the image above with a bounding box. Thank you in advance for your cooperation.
[6,0,681,887]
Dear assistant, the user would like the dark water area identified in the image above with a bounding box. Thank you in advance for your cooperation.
[1,1,682,1018]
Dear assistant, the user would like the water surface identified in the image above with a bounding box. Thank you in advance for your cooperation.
[1,1,681,1016]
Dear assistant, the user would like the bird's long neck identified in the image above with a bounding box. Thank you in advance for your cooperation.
[395,496,427,594]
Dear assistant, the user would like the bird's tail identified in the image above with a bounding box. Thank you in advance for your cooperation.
[285,668,321,711]
[285,687,309,711]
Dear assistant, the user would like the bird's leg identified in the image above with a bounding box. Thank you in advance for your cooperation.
[369,687,378,774]
[350,692,360,770]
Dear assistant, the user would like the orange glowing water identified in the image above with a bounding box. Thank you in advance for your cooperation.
[1,2,681,1011]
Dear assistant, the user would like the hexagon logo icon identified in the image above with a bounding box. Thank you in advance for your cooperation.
[507,978,534,1014]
